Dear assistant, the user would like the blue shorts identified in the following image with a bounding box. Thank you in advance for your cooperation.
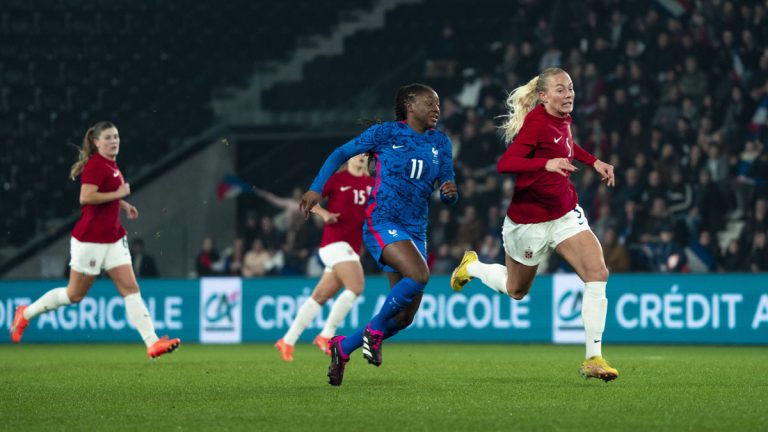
[363,221,427,273]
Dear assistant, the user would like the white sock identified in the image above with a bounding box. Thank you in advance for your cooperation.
[24,287,71,320]
[283,297,322,345]
[320,289,358,338]
[124,293,159,347]
[582,281,608,359]
[467,262,508,295]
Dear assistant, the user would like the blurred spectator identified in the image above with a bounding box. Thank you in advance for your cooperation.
[130,237,159,278]
[430,244,455,275]
[749,231,768,272]
[242,238,282,277]
[651,227,688,273]
[686,230,720,273]
[252,186,304,233]
[425,24,459,79]
[601,227,631,273]
[721,240,749,272]
[222,238,245,276]
[195,237,220,277]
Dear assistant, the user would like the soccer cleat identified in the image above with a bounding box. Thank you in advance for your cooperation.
[275,338,295,362]
[327,336,349,386]
[450,250,478,292]
[579,355,619,382]
[313,335,331,356]
[362,325,384,367]
[147,335,181,359]
[10,305,29,343]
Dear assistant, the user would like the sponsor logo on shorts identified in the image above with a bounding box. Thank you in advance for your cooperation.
[89,259,96,268]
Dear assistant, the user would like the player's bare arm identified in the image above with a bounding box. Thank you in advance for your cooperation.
[592,159,615,187]
[299,190,322,219]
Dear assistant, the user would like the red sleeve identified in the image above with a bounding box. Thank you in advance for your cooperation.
[322,173,336,198]
[496,118,549,173]
[573,142,597,166]
[80,158,103,187]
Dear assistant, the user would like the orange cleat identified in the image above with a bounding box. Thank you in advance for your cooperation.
[313,335,331,356]
[10,305,29,343]
[275,338,294,362]
[147,335,181,359]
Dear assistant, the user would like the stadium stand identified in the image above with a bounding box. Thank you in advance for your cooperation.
[2,0,768,278]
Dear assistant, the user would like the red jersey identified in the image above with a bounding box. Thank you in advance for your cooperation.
[71,153,127,243]
[320,170,375,253]
[496,104,597,224]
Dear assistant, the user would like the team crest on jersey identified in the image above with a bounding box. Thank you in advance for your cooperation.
[523,247,533,260]
[431,147,439,164]
[89,259,96,268]
[388,229,398,237]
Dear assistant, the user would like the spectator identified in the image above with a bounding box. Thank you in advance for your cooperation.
[601,227,631,273]
[222,238,245,276]
[195,237,220,277]
[130,237,159,278]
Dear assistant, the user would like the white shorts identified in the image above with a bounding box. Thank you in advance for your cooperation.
[318,241,360,272]
[70,236,132,276]
[502,205,592,266]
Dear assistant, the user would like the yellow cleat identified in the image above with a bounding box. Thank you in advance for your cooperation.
[580,355,619,382]
[450,251,478,292]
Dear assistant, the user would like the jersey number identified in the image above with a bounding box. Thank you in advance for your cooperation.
[353,190,366,205]
[409,159,424,179]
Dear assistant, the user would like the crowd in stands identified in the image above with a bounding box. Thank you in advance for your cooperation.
[193,1,768,277]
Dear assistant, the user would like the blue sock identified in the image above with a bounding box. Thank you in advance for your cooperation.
[339,278,425,354]
[383,317,401,339]
[369,278,425,332]
[340,326,364,355]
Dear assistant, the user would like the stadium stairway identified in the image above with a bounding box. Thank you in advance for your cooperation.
[213,0,420,126]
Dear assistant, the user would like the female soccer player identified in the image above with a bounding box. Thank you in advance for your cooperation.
[450,68,619,381]
[300,84,458,385]
[10,121,181,359]
[275,154,374,361]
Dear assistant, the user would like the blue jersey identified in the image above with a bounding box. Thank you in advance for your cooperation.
[310,121,456,237]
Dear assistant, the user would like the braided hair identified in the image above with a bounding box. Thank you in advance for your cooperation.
[394,83,435,121]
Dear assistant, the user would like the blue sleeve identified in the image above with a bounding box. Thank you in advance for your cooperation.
[438,133,458,205]
[309,124,383,193]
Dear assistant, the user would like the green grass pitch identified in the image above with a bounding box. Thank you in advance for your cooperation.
[1,343,766,431]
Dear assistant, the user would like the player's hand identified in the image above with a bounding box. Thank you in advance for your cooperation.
[299,190,322,220]
[323,212,340,224]
[116,183,131,198]
[439,181,457,198]
[545,158,577,176]
[593,159,615,187]
[123,203,139,220]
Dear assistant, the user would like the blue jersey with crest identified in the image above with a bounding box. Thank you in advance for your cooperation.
[309,121,456,237]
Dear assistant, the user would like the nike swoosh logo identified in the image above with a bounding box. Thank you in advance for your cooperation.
[340,186,351,191]
[392,145,405,149]
[554,137,562,143]
[113,172,120,177]
[593,339,601,343]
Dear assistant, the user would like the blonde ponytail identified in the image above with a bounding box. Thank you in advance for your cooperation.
[500,67,567,143]
[69,121,115,180]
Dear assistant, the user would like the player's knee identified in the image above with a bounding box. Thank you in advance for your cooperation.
[395,315,415,330]
[68,292,86,303]
[407,268,430,285]
[509,289,528,301]
[588,265,609,282]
